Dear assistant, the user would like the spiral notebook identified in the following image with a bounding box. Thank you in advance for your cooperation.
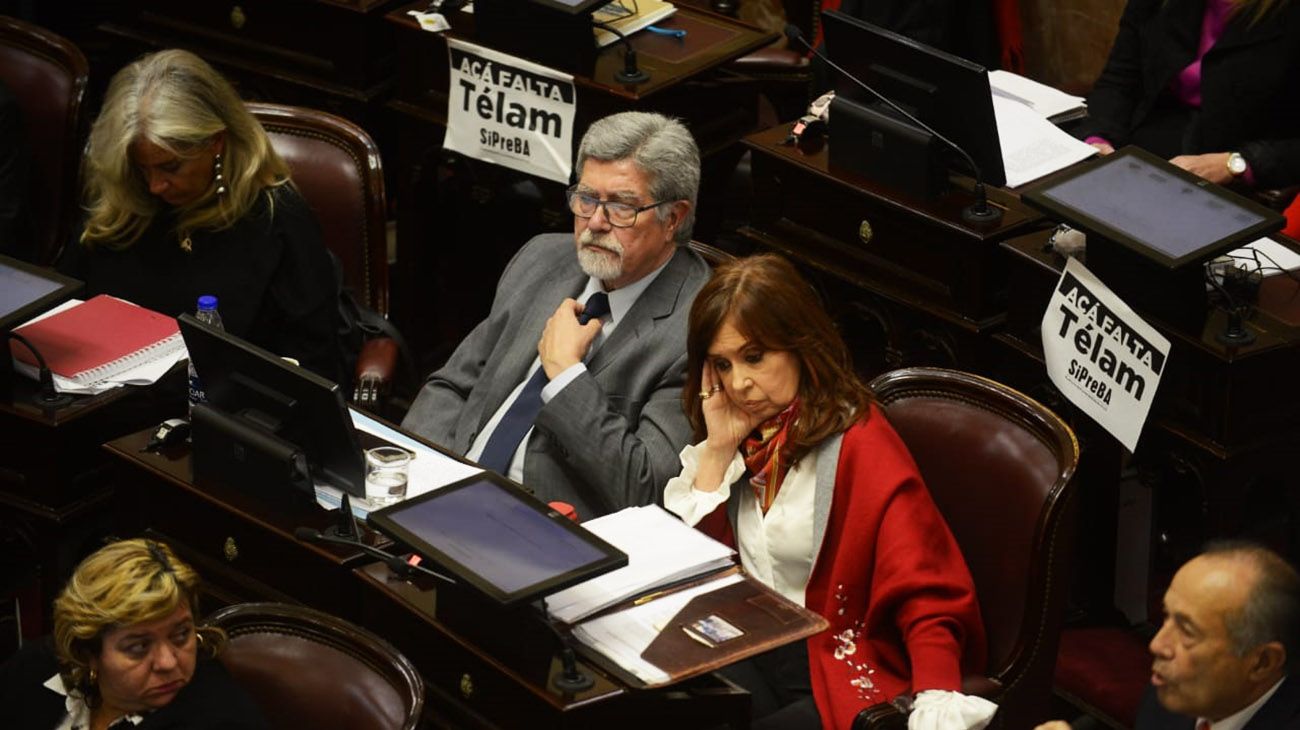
[10,294,184,386]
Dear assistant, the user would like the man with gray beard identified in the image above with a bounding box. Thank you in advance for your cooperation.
[402,111,709,518]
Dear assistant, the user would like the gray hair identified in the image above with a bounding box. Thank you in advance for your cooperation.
[1203,540,1300,672]
[575,112,700,243]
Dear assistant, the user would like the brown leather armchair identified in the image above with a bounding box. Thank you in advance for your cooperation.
[246,102,406,412]
[856,367,1081,730]
[207,602,424,730]
[0,15,88,265]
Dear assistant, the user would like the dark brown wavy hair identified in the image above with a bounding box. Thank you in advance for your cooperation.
[683,254,873,465]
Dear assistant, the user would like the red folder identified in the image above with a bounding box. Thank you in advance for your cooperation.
[10,294,180,384]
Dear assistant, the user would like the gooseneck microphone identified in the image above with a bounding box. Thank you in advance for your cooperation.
[592,20,650,84]
[6,331,72,407]
[785,24,1002,225]
[293,526,455,584]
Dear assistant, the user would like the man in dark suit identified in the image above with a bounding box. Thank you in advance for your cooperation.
[1037,541,1300,730]
[402,111,709,519]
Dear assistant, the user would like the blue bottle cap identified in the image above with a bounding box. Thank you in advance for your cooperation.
[197,295,219,311]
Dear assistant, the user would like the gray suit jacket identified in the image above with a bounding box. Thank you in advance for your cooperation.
[402,233,710,518]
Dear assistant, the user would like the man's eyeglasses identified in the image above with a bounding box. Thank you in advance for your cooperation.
[566,186,664,228]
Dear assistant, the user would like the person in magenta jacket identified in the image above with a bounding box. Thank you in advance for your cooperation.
[665,254,992,730]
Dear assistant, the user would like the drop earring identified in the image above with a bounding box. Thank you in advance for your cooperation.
[214,152,227,197]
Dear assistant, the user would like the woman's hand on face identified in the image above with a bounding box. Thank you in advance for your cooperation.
[700,360,763,456]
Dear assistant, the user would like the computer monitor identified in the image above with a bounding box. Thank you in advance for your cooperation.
[473,0,604,74]
[178,313,365,498]
[821,9,1007,188]
[368,470,628,607]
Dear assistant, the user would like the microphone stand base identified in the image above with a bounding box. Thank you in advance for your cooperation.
[552,670,596,692]
[615,69,650,84]
[1216,328,1256,347]
[35,391,72,408]
[961,203,1003,226]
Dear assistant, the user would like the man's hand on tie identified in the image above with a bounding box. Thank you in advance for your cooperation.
[539,298,603,379]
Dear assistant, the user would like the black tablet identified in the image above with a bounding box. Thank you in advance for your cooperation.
[0,254,82,333]
[1021,146,1283,269]
[367,471,628,606]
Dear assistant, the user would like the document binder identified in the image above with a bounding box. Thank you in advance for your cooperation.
[571,569,828,688]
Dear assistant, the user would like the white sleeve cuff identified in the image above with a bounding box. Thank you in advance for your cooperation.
[540,362,587,402]
[662,443,746,526]
[907,690,997,730]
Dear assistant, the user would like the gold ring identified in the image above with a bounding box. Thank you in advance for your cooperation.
[698,390,711,400]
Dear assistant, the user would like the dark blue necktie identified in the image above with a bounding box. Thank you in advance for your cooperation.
[477,292,610,473]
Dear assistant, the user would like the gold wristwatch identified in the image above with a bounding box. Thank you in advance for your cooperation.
[1227,152,1248,177]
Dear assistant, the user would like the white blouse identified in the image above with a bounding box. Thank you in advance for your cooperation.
[662,442,999,730]
[663,442,817,607]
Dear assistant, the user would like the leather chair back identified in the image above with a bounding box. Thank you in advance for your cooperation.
[208,602,423,730]
[247,102,388,316]
[0,15,88,265]
[869,367,1079,729]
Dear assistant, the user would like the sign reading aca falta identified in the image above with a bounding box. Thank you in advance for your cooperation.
[444,39,577,185]
[1041,257,1171,452]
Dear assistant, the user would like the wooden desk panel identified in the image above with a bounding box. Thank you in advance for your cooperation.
[105,428,383,620]
[999,231,1300,453]
[0,377,183,636]
[355,563,750,730]
[995,231,1300,617]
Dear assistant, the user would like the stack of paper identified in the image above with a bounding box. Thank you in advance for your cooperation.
[544,504,734,623]
[593,0,677,48]
[993,94,1098,188]
[990,70,1087,124]
[572,573,744,685]
[314,409,484,517]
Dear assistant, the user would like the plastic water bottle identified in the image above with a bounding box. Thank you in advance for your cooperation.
[187,295,223,414]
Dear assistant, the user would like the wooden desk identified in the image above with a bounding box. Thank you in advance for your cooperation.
[384,3,776,363]
[104,427,383,620]
[995,231,1300,617]
[739,125,1045,376]
[0,377,182,635]
[355,562,750,730]
[103,426,751,728]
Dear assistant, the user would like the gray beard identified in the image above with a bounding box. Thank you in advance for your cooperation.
[576,230,624,282]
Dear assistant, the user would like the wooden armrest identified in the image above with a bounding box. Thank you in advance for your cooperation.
[853,702,908,730]
[1256,185,1300,211]
[728,47,810,73]
[353,337,398,409]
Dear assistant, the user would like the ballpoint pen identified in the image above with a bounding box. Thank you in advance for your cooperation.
[644,25,687,39]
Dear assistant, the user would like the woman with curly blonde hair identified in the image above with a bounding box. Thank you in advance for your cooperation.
[0,539,268,729]
[59,49,343,382]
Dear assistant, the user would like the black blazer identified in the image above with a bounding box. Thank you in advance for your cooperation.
[1135,675,1300,729]
[0,640,269,730]
[1079,0,1300,187]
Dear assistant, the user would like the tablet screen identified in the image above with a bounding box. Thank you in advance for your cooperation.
[368,472,627,606]
[1023,147,1282,268]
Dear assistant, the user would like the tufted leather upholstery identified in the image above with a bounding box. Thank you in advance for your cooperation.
[247,102,402,409]
[0,15,88,265]
[208,602,423,730]
[246,102,387,317]
[856,367,1080,730]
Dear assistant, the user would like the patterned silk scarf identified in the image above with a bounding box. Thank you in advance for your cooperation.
[742,399,800,514]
